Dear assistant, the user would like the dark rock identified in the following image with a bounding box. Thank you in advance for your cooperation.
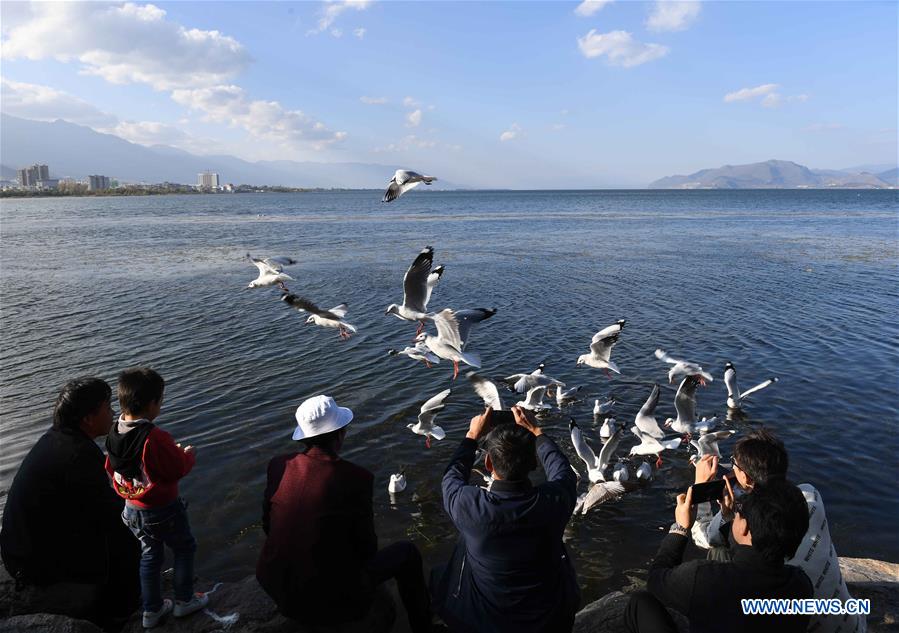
[572,591,688,633]
[840,558,899,632]
[0,613,103,633]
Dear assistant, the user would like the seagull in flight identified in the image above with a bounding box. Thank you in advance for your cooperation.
[383,169,437,203]
[467,372,504,411]
[664,374,702,435]
[629,425,683,468]
[724,362,778,409]
[245,253,295,290]
[634,384,666,439]
[689,429,736,462]
[408,388,451,448]
[654,349,713,385]
[417,308,496,379]
[385,246,445,335]
[577,320,626,377]
[515,385,551,412]
[570,418,629,514]
[388,343,441,367]
[504,364,565,394]
[281,293,356,339]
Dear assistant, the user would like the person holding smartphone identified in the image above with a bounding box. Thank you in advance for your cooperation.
[430,406,580,633]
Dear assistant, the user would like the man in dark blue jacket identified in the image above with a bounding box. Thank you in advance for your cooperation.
[431,406,580,633]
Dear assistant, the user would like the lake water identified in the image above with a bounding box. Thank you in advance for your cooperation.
[1,189,897,607]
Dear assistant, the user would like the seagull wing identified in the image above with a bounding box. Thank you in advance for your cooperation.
[638,383,661,419]
[433,309,463,351]
[581,481,627,514]
[674,376,698,424]
[282,294,326,316]
[524,385,547,407]
[467,372,503,410]
[597,428,622,472]
[327,304,349,319]
[402,247,435,313]
[590,331,619,361]
[654,348,681,366]
[454,308,497,347]
[383,180,402,203]
[263,256,297,269]
[739,377,778,399]
[724,365,739,398]
[418,388,451,425]
[247,253,280,275]
[569,420,599,471]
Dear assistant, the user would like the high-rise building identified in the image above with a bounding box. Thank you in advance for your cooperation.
[88,175,111,191]
[198,171,220,189]
[16,164,50,187]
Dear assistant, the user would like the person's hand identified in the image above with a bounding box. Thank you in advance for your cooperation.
[675,486,696,530]
[465,408,493,440]
[511,407,542,436]
[720,475,736,521]
[693,455,719,485]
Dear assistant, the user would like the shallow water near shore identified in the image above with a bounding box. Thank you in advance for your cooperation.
[1,189,897,606]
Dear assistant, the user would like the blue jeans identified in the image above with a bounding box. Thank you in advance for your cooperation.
[122,498,197,613]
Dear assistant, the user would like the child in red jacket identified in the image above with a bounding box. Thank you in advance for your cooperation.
[105,367,208,628]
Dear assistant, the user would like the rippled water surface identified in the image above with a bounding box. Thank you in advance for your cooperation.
[2,190,897,605]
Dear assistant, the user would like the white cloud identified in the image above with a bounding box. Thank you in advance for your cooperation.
[171,85,347,150]
[360,96,388,104]
[2,3,250,91]
[354,27,366,39]
[406,109,422,127]
[646,1,701,32]
[500,123,521,142]
[403,96,420,108]
[309,0,373,35]
[577,30,669,67]
[723,83,779,102]
[330,28,343,38]
[0,77,118,127]
[761,92,782,108]
[574,1,613,17]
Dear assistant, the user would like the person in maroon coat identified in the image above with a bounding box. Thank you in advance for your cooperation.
[256,395,431,632]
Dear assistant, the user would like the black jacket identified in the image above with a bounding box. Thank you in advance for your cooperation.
[0,426,139,587]
[431,435,580,633]
[647,531,813,633]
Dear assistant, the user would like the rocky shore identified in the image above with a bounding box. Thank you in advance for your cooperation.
[1,558,895,633]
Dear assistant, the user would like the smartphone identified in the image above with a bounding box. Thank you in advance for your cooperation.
[489,410,515,425]
[690,480,726,505]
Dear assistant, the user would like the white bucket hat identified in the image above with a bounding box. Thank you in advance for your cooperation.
[292,395,354,441]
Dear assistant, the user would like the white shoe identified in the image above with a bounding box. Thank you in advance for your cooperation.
[173,592,209,617]
[142,599,173,628]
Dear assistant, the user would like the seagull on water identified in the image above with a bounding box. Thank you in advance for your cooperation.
[505,364,565,394]
[629,425,683,468]
[245,253,295,290]
[516,385,551,412]
[577,320,626,377]
[281,293,357,339]
[408,388,451,448]
[664,374,702,435]
[417,308,496,379]
[385,246,445,335]
[554,385,582,409]
[383,169,437,203]
[635,461,653,481]
[724,362,778,409]
[387,343,441,367]
[599,417,625,443]
[594,398,615,422]
[634,384,666,439]
[654,349,713,385]
[388,470,407,493]
[467,372,504,411]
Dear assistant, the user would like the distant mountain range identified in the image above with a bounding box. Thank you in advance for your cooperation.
[649,159,896,189]
[0,114,459,189]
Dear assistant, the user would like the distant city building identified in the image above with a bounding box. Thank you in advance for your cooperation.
[35,179,59,190]
[198,171,220,189]
[16,164,49,188]
[88,175,111,191]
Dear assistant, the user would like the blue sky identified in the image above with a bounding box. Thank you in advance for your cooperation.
[1,1,896,187]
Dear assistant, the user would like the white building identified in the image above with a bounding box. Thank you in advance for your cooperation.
[198,171,220,189]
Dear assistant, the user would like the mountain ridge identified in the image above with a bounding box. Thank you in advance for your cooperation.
[649,159,895,189]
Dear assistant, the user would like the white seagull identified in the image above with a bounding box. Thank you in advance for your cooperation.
[689,429,736,463]
[724,362,778,409]
[577,320,626,376]
[467,372,504,411]
[417,308,497,379]
[635,462,653,481]
[385,246,445,335]
[408,388,451,448]
[554,385,582,409]
[570,418,622,483]
[245,253,295,290]
[654,349,713,385]
[281,294,357,339]
[599,417,625,443]
[504,364,565,394]
[516,385,551,412]
[387,343,441,367]
[664,374,702,435]
[634,384,666,439]
[594,397,615,420]
[388,471,407,493]
[628,425,683,467]
[383,169,437,203]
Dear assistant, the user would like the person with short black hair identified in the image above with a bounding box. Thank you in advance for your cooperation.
[1,377,140,631]
[431,407,580,632]
[625,479,813,633]
[104,367,207,628]
[256,395,432,632]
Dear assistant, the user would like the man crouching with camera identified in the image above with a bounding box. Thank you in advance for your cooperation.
[430,406,580,633]
[625,477,814,633]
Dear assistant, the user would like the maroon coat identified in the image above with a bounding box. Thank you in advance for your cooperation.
[256,446,378,622]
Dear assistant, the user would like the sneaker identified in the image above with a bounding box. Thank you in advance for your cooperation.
[142,599,173,628]
[173,592,209,618]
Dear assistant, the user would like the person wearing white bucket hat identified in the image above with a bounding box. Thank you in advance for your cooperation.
[256,395,432,632]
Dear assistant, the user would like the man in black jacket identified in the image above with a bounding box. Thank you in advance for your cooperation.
[431,407,580,633]
[625,479,813,633]
[0,377,140,631]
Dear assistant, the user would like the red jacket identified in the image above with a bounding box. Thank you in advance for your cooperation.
[105,424,195,509]
[256,446,378,623]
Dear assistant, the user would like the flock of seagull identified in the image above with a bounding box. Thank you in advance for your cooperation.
[243,172,780,515]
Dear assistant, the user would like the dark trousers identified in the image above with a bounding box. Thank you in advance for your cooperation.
[367,541,431,633]
[624,591,678,633]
